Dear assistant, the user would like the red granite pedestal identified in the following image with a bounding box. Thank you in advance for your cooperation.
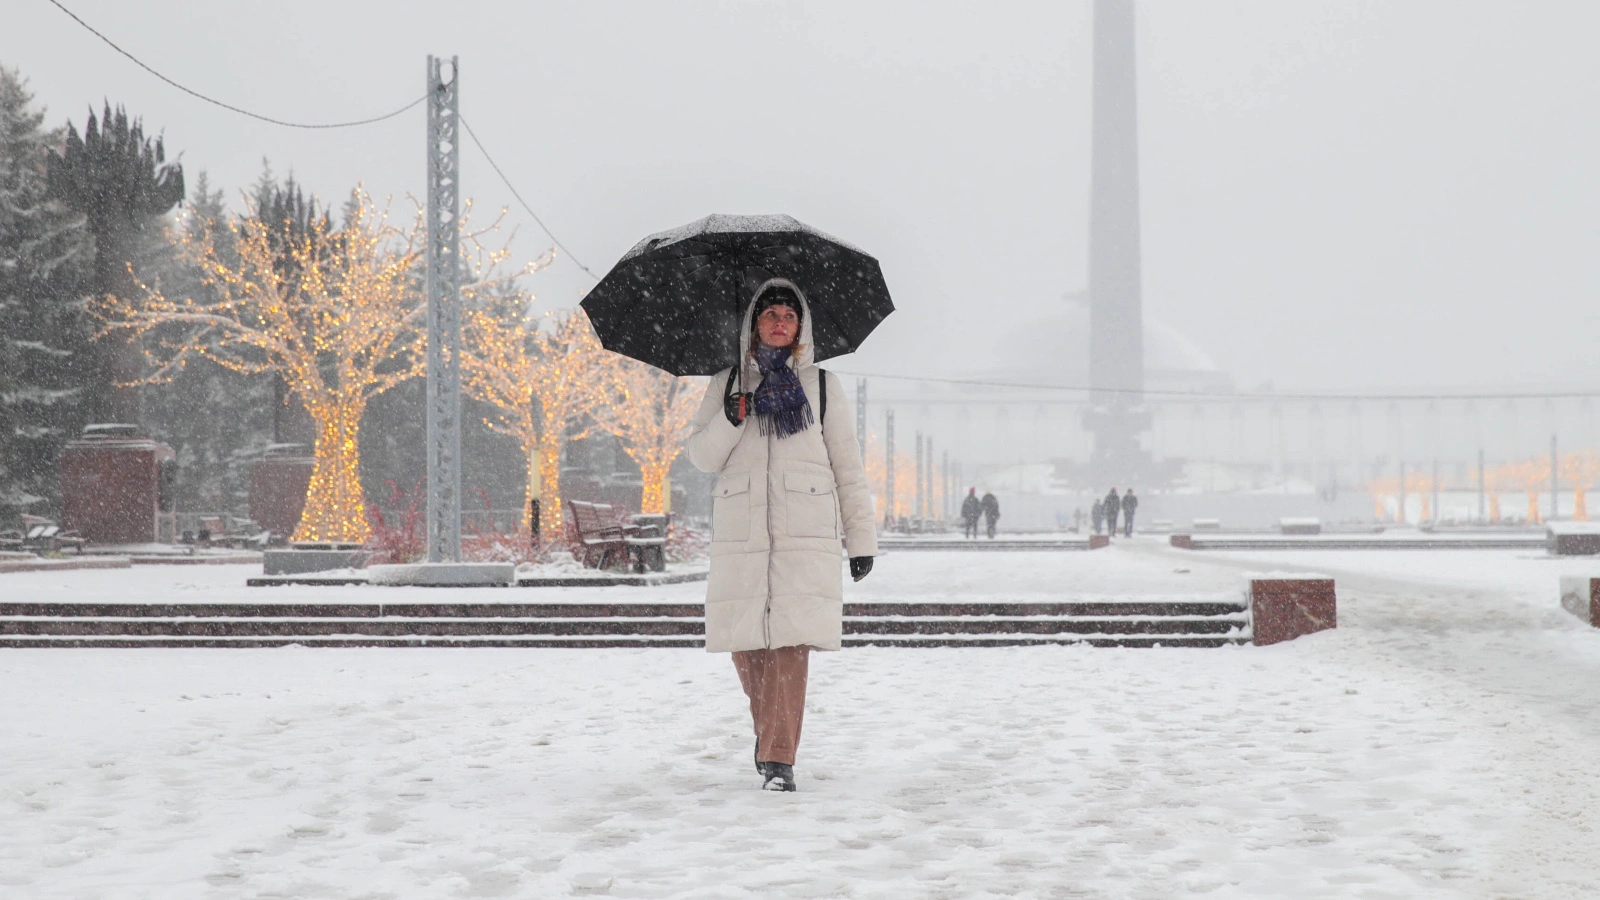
[1089,534,1110,550]
[250,445,314,541]
[1248,576,1337,646]
[59,425,177,544]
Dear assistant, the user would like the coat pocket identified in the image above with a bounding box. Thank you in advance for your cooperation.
[712,472,752,543]
[783,470,837,539]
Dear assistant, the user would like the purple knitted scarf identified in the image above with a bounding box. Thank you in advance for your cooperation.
[752,345,813,439]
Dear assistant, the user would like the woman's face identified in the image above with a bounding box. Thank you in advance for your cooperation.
[756,303,799,349]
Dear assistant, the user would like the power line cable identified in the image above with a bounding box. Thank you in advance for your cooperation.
[830,369,1600,403]
[43,0,426,129]
[459,114,601,281]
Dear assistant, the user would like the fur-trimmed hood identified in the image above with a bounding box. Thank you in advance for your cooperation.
[738,278,816,384]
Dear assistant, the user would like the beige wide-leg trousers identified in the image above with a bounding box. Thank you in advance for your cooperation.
[731,645,811,766]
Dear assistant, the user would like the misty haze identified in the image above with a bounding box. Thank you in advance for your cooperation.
[2,2,1599,897]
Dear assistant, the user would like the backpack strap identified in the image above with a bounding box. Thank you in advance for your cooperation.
[817,368,827,424]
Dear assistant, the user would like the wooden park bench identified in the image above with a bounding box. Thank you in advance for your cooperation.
[625,513,670,573]
[194,515,269,549]
[18,515,86,554]
[568,500,628,569]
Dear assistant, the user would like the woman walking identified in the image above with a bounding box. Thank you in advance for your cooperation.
[685,278,878,792]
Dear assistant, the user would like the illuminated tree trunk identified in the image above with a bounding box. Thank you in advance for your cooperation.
[638,461,671,514]
[519,436,540,536]
[538,439,564,543]
[1488,492,1501,522]
[294,399,371,543]
[1575,488,1588,521]
[1525,490,1541,524]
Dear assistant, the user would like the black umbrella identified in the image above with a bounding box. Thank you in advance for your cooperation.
[581,214,894,376]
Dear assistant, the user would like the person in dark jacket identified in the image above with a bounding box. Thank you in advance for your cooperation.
[980,492,1000,539]
[960,488,982,539]
[1121,489,1138,536]
[1091,499,1104,535]
[1103,488,1121,537]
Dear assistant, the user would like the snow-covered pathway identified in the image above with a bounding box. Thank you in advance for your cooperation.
[2,547,1598,898]
[1139,542,1600,897]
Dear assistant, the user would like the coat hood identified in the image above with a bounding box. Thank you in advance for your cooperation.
[740,278,816,380]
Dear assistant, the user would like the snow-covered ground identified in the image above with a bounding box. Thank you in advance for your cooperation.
[4,543,1600,898]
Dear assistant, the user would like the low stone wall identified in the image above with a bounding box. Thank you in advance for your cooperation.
[0,556,132,574]
[1247,576,1337,646]
[263,548,366,575]
[1548,529,1600,557]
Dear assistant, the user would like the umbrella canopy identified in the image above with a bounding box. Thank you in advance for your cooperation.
[581,214,894,376]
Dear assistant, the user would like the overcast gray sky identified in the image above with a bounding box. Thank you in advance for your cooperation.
[6,0,1598,391]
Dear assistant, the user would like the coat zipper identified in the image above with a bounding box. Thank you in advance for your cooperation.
[763,420,774,649]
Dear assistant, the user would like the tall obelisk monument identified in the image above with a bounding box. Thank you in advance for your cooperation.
[1086,0,1149,486]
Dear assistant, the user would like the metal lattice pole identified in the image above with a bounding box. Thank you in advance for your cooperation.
[425,55,462,563]
[856,379,867,461]
[1551,434,1559,521]
[885,409,895,529]
[915,431,924,522]
[942,451,950,519]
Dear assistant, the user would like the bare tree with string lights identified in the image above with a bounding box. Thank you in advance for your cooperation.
[591,358,706,515]
[96,190,428,543]
[462,305,609,541]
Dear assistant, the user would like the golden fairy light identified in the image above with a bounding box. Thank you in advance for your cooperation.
[462,305,608,540]
[95,191,427,543]
[592,358,706,515]
[1561,451,1600,520]
[1365,477,1396,520]
[862,426,920,520]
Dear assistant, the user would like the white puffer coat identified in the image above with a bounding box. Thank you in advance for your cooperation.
[685,279,878,652]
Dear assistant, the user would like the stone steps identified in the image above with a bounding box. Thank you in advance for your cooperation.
[0,598,1252,648]
[0,635,1244,649]
[0,614,1246,639]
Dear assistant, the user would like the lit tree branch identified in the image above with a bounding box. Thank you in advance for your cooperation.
[592,358,707,515]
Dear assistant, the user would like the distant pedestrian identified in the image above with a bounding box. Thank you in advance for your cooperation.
[1073,507,1084,533]
[1103,487,1121,537]
[1121,489,1138,537]
[961,488,982,540]
[1091,499,1104,535]
[981,492,1000,539]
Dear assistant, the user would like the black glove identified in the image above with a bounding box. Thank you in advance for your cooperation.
[849,556,873,582]
[723,391,753,426]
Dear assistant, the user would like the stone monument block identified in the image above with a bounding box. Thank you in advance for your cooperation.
[1248,576,1336,646]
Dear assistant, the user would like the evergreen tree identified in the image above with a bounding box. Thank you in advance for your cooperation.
[46,101,184,423]
[0,67,93,520]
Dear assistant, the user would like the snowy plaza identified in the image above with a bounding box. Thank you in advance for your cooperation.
[5,542,1600,899]
[7,1,1600,898]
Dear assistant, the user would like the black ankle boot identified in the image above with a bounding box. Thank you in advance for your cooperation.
[754,738,763,775]
[761,762,796,792]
